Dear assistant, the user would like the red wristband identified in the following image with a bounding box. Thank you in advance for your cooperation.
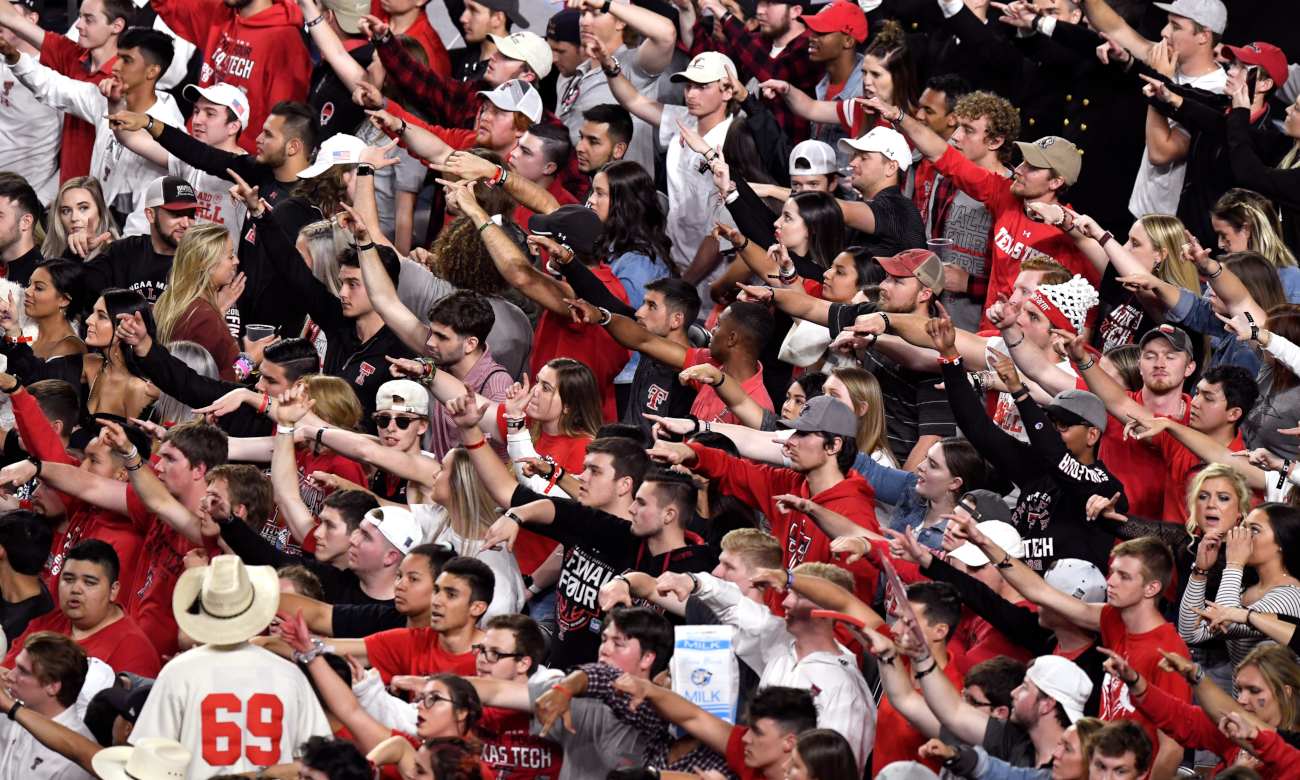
[464,437,488,450]
[258,394,270,415]
[550,684,572,699]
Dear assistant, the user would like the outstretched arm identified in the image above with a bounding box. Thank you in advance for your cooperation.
[1079,0,1153,61]
[296,0,369,91]
[1127,417,1267,491]
[592,39,665,126]
[614,676,734,756]
[0,2,48,50]
[37,462,129,516]
[280,613,391,751]
[755,80,841,125]
[565,298,689,369]
[433,151,561,216]
[346,179,427,354]
[860,96,951,162]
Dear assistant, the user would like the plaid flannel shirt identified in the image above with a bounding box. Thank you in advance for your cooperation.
[580,663,737,779]
[689,14,817,142]
[376,33,588,200]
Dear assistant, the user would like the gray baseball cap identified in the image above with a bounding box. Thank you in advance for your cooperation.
[1139,323,1194,357]
[1044,389,1108,432]
[1153,0,1227,34]
[777,396,858,439]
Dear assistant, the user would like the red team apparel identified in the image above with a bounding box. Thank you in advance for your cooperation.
[129,642,332,780]
[1097,605,1192,749]
[929,146,1098,332]
[1098,390,1192,522]
[150,0,312,155]
[124,486,199,660]
[681,348,774,425]
[478,707,563,780]
[725,726,763,780]
[368,0,452,75]
[3,608,161,677]
[363,627,478,684]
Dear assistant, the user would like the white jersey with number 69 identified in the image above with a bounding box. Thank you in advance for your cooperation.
[129,643,332,780]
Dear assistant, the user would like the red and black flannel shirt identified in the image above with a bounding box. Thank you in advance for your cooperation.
[689,14,818,143]
[375,33,588,200]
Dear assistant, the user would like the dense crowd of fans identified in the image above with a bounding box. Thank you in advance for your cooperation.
[0,0,1299,778]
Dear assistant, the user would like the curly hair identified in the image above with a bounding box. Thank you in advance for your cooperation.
[431,217,510,295]
[952,90,1021,162]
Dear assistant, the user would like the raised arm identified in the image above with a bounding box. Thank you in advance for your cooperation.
[1056,330,1148,422]
[279,612,391,751]
[860,96,951,162]
[1079,0,1153,61]
[346,180,428,354]
[645,416,787,463]
[270,387,320,544]
[590,38,664,126]
[1127,416,1267,491]
[0,1,48,50]
[448,390,529,508]
[111,127,170,168]
[37,462,129,517]
[296,0,368,91]
[101,422,203,544]
[277,591,336,636]
[566,299,689,369]
[433,150,561,217]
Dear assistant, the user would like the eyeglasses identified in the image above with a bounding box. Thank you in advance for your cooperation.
[414,693,455,709]
[472,645,525,664]
[963,692,994,709]
[373,414,422,430]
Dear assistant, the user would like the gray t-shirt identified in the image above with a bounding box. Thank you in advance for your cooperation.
[526,675,646,780]
[358,122,428,242]
[925,166,1007,332]
[556,44,661,177]
[1245,362,1300,460]
[396,259,533,379]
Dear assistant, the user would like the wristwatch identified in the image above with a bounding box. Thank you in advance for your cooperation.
[603,56,621,79]
[292,637,331,665]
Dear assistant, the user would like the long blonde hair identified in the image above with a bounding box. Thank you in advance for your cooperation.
[298,219,348,296]
[1237,644,1300,730]
[153,222,231,344]
[1139,214,1201,293]
[1184,463,1250,547]
[1212,189,1297,269]
[41,177,120,261]
[828,366,893,466]
[437,447,499,552]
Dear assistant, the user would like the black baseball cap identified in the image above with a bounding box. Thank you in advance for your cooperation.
[528,205,605,256]
[478,0,529,28]
[13,0,43,13]
[546,8,580,44]
[103,684,152,724]
[144,176,200,212]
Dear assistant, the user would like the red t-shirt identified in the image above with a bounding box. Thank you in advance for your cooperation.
[930,146,1099,332]
[40,32,115,182]
[872,627,967,775]
[1097,605,1192,749]
[123,485,197,660]
[725,726,763,780]
[479,707,563,780]
[370,0,451,75]
[959,602,1037,666]
[3,607,161,677]
[260,447,369,553]
[1099,391,1192,522]
[363,627,478,683]
[1152,428,1246,526]
[682,348,774,425]
[529,264,631,423]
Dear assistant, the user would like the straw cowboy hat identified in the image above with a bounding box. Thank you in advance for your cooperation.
[173,556,279,645]
[93,737,192,780]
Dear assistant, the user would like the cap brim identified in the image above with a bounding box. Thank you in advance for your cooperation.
[776,418,816,432]
[876,255,915,279]
[1014,141,1054,171]
[799,15,839,33]
[172,565,281,646]
[488,34,527,63]
[159,200,200,211]
[670,70,723,84]
[297,160,335,179]
[1045,405,1094,429]
[949,543,991,567]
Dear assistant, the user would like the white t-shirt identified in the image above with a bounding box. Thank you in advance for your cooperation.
[984,335,1081,441]
[1128,65,1228,220]
[660,104,736,319]
[412,503,527,620]
[170,154,249,230]
[130,642,331,780]
[0,55,61,204]
[0,704,95,780]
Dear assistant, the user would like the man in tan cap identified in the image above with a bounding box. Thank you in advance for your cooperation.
[128,556,330,780]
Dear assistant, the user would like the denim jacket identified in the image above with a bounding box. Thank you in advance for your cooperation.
[852,452,947,550]
[1167,287,1261,375]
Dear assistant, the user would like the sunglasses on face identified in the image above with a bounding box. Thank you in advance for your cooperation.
[374,414,421,430]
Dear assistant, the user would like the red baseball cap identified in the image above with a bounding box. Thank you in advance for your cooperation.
[877,248,943,293]
[1224,42,1289,88]
[800,0,868,43]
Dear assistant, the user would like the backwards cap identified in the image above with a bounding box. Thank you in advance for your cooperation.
[1026,274,1098,336]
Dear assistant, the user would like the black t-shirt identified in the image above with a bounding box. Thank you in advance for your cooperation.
[309,42,375,140]
[331,602,407,638]
[827,301,957,463]
[0,583,54,649]
[981,718,1037,768]
[2,246,41,287]
[510,485,719,670]
[83,234,174,304]
[623,356,697,438]
[860,184,927,257]
[1092,263,1158,353]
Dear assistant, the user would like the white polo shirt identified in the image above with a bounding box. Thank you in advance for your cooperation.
[0,703,95,780]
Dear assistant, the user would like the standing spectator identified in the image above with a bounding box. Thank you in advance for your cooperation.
[366,0,450,74]
[5,28,182,236]
[0,0,131,182]
[574,104,631,176]
[445,0,528,82]
[150,0,311,156]
[552,0,677,175]
[0,173,45,285]
[678,0,816,142]
[0,0,62,203]
[0,511,55,646]
[798,0,869,157]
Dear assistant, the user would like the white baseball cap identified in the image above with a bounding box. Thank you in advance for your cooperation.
[364,507,423,554]
[838,126,913,171]
[488,32,553,79]
[1045,558,1108,603]
[790,139,839,176]
[949,520,1024,567]
[298,133,367,179]
[1025,655,1093,723]
[477,79,543,124]
[375,379,430,417]
[182,82,251,129]
[670,52,738,84]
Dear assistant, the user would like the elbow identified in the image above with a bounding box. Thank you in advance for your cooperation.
[1146,145,1181,166]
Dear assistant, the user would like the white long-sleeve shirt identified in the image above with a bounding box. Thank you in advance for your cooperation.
[694,574,877,774]
[9,52,183,236]
[0,54,61,204]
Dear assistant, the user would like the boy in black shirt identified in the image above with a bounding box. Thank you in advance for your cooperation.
[0,511,55,644]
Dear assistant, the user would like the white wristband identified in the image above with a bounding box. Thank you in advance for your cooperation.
[277,424,295,435]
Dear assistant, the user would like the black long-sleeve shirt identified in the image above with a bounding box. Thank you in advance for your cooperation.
[251,205,416,420]
[154,124,309,337]
[923,555,1104,717]
[1228,106,1300,250]
[135,338,271,437]
[217,512,393,608]
[559,260,696,436]
[940,359,1127,573]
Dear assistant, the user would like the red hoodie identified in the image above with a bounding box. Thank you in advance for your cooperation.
[151,0,311,155]
[687,442,879,602]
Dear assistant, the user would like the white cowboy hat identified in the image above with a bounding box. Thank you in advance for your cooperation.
[93,738,192,780]
[172,556,279,646]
